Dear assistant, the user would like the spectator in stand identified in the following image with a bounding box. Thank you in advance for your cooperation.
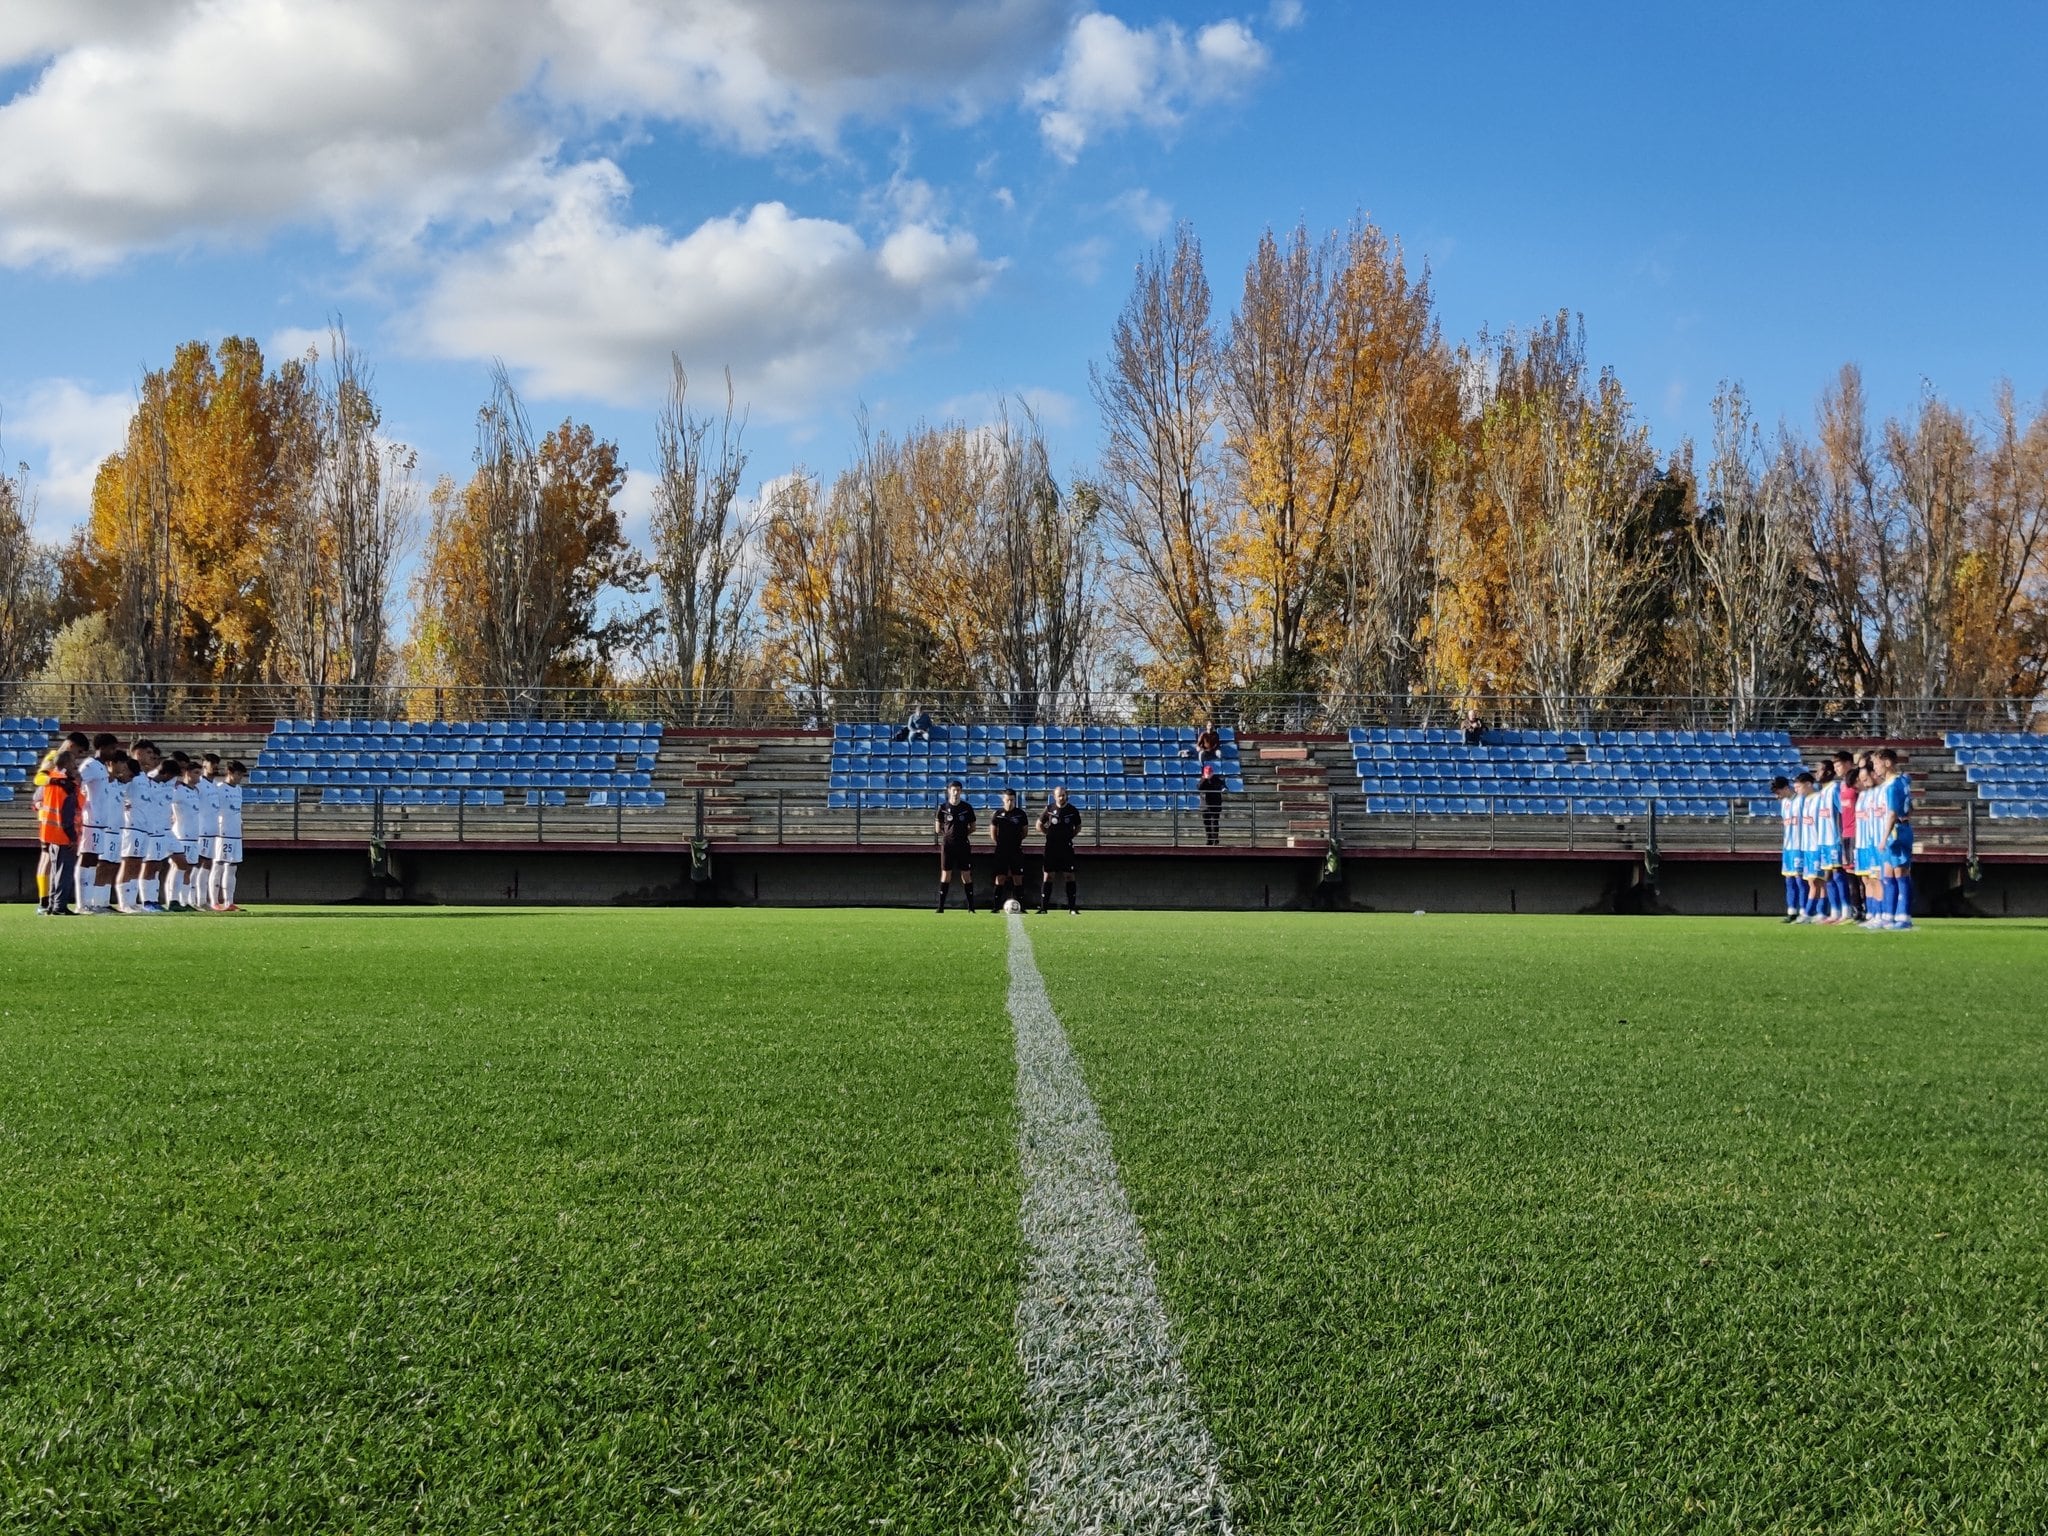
[1462,709,1487,746]
[1199,762,1227,846]
[36,748,80,916]
[897,703,934,743]
[1192,720,1221,763]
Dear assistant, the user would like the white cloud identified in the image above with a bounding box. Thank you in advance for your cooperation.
[0,0,1074,267]
[2,380,135,535]
[417,160,999,414]
[0,0,542,267]
[1268,0,1306,28]
[1109,187,1173,237]
[1060,235,1114,285]
[1026,11,1271,161]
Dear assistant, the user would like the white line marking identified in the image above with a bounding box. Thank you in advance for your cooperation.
[1008,912,1233,1535]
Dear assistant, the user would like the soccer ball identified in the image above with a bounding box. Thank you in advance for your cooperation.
[1003,898,1023,914]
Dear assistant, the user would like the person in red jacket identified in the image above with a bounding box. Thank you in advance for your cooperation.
[36,748,80,916]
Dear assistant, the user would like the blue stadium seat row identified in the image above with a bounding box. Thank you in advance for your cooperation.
[1352,728,1800,817]
[1946,731,2048,748]
[1363,795,1735,817]
[1352,727,1794,747]
[254,718,668,802]
[831,723,1241,814]
[254,768,654,788]
[831,773,1245,795]
[829,790,1206,812]
[1986,801,2048,819]
[838,723,1231,745]
[275,719,660,738]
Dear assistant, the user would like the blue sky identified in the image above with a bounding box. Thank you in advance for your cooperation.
[3,0,2044,549]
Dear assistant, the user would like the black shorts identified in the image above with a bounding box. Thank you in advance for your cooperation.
[1042,846,1077,874]
[993,855,1025,882]
[940,840,973,873]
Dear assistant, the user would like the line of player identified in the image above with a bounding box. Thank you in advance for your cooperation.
[933,782,1084,915]
[1773,746,1914,929]
[33,731,249,917]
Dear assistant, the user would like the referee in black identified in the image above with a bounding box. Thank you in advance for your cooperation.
[934,779,978,912]
[1037,784,1083,915]
[989,787,1029,911]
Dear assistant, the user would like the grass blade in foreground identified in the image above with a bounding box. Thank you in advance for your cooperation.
[1029,914,2048,1534]
[0,908,1020,1533]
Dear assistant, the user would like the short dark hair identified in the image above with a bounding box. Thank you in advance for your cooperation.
[132,739,160,755]
[64,730,90,751]
[1832,750,1855,764]
[1795,771,1816,785]
[1001,786,1017,797]
[946,779,963,792]
[202,752,221,767]
[226,759,248,774]
[1770,775,1791,791]
[1875,748,1897,765]
[93,732,120,752]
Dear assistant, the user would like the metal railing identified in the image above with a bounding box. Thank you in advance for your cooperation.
[5,679,2046,736]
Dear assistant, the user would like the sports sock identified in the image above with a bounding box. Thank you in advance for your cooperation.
[36,869,49,901]
[1879,875,1896,920]
[1828,871,1847,917]
[140,875,159,906]
[1784,875,1800,914]
[220,866,237,906]
[1895,874,1912,921]
[1065,879,1077,913]
[937,884,949,911]
[119,879,138,909]
[964,881,976,913]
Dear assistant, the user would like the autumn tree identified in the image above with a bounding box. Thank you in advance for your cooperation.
[1690,383,1813,722]
[648,359,756,722]
[1473,315,1662,721]
[1093,224,1229,702]
[411,368,642,701]
[759,470,835,723]
[0,443,60,702]
[68,338,308,697]
[984,404,1098,721]
[266,323,418,708]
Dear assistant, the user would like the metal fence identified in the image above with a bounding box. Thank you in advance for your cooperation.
[4,679,2045,736]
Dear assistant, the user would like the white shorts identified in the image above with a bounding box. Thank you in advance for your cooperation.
[86,825,121,861]
[172,837,201,864]
[119,828,146,861]
[144,833,171,863]
[214,836,243,864]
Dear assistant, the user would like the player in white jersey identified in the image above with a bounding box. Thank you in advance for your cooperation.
[73,733,124,913]
[210,759,247,911]
[1772,776,1799,920]
[116,740,173,913]
[197,753,225,901]
[1794,774,1826,921]
[1809,767,1846,924]
[166,756,209,912]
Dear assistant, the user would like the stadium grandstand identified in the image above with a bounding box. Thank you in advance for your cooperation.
[7,693,2048,914]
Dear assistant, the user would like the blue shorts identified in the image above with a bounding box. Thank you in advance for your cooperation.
[1782,852,1802,877]
[1885,831,1913,869]
[1854,841,1879,876]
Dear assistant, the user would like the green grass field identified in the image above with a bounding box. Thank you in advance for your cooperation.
[3,907,2045,1533]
